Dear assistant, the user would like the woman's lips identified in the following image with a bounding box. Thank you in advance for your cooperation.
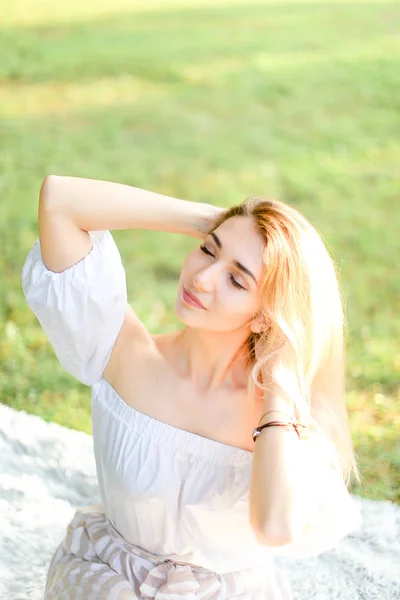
[182,287,206,309]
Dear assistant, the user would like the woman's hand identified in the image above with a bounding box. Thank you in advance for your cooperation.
[193,203,226,240]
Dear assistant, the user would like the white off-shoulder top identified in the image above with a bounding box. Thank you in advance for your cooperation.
[21,230,363,578]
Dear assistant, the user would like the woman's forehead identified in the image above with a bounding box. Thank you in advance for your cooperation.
[213,216,265,279]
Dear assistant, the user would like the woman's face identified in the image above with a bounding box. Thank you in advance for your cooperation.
[175,215,266,333]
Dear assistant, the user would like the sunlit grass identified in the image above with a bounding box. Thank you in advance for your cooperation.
[4,0,388,28]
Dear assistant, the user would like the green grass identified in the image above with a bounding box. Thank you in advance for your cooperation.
[1,0,399,503]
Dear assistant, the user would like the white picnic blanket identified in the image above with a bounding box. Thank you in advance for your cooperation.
[0,403,399,599]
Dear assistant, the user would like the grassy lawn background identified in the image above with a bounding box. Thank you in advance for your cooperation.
[1,0,399,503]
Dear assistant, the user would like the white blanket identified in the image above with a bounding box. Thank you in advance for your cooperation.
[1,404,399,599]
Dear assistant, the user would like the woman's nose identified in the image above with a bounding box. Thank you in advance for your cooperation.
[192,265,217,293]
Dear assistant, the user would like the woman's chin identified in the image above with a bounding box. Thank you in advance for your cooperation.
[174,299,203,327]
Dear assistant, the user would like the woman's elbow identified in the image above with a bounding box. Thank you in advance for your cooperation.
[253,520,294,547]
[39,175,61,206]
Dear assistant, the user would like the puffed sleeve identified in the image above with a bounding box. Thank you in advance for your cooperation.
[270,432,363,560]
[21,230,127,386]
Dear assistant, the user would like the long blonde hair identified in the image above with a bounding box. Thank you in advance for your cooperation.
[207,196,361,488]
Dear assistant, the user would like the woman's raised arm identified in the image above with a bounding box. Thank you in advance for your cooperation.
[38,174,222,273]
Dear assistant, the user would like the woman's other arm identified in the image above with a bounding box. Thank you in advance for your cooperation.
[38,175,221,273]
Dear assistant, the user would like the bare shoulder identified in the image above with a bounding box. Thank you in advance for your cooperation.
[103,304,179,381]
[103,302,155,381]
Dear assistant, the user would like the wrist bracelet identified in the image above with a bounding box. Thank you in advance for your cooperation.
[252,420,307,442]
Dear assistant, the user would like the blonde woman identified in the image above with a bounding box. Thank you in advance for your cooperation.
[22,175,362,599]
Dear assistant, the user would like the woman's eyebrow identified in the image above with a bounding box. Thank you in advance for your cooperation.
[210,232,258,284]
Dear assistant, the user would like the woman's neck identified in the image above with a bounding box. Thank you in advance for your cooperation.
[172,326,251,393]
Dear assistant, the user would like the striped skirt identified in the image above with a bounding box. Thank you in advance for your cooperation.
[44,505,293,599]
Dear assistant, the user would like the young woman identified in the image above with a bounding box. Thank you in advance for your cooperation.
[22,175,362,599]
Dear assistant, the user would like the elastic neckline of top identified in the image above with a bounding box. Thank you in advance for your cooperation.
[94,378,254,465]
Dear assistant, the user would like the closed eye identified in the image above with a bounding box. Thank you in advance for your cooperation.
[229,274,244,290]
[200,244,214,258]
[199,245,245,290]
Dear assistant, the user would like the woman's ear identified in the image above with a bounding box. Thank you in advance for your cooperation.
[250,321,263,334]
[250,314,270,334]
